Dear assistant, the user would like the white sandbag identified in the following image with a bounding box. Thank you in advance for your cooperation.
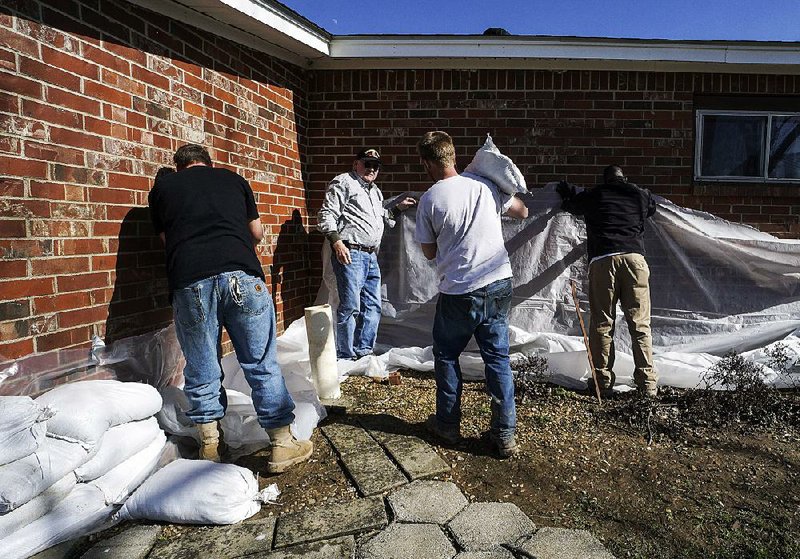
[75,417,163,482]
[116,459,271,525]
[463,134,527,195]
[0,474,76,540]
[0,484,117,559]
[91,430,167,505]
[36,380,162,448]
[0,437,93,513]
[0,396,53,466]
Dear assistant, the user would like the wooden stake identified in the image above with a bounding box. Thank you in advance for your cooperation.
[570,279,602,404]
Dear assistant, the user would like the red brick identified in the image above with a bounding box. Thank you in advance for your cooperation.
[100,69,146,97]
[49,126,104,151]
[46,87,102,116]
[33,291,92,314]
[25,141,85,166]
[103,42,147,67]
[82,42,130,76]
[91,254,117,271]
[22,100,83,129]
[106,173,151,191]
[87,187,135,204]
[0,155,48,178]
[0,91,18,113]
[36,325,92,353]
[57,305,107,328]
[0,135,20,155]
[0,219,26,238]
[84,80,132,108]
[19,56,81,91]
[0,338,34,360]
[0,277,53,299]
[57,238,105,255]
[56,271,109,292]
[0,71,43,99]
[0,27,38,57]
[30,220,89,238]
[31,256,90,276]
[42,45,100,80]
[0,259,26,279]
[131,63,169,90]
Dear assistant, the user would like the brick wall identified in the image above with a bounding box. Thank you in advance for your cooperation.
[2,2,799,362]
[306,69,800,236]
[0,0,314,360]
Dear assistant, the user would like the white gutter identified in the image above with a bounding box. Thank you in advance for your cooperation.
[316,36,800,73]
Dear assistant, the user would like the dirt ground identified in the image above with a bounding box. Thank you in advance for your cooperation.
[256,371,800,559]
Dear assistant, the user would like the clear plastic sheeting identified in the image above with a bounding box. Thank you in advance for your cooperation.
[0,323,325,453]
[297,184,800,389]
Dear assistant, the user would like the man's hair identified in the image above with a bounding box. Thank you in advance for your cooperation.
[174,144,212,169]
[417,131,456,168]
[603,164,626,183]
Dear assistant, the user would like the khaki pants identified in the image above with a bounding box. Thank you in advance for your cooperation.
[587,253,656,392]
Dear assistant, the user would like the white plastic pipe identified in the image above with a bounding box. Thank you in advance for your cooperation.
[304,304,341,400]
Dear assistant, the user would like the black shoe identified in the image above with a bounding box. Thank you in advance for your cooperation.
[424,415,461,445]
[586,378,614,399]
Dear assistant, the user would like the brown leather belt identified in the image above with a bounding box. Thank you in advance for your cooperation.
[343,241,377,254]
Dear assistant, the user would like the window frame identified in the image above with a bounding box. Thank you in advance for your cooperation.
[694,109,800,184]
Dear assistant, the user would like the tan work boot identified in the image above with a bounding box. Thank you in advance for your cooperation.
[197,421,226,462]
[266,425,313,473]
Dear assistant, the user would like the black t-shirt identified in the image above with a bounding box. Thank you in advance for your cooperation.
[148,165,265,295]
[561,180,656,260]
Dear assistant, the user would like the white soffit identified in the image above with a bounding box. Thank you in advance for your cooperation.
[126,0,330,66]
[319,36,800,73]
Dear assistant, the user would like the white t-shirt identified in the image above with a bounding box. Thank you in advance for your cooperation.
[415,172,514,295]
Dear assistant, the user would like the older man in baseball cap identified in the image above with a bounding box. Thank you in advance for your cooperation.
[318,148,416,360]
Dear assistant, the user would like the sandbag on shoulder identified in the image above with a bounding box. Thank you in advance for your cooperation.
[0,437,92,513]
[75,417,163,482]
[117,459,270,525]
[463,133,527,195]
[0,396,54,466]
[0,474,76,540]
[36,380,162,448]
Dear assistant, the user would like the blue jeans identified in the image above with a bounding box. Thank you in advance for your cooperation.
[331,249,381,359]
[172,271,295,430]
[432,278,516,443]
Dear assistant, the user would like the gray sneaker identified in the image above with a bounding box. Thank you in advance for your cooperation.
[481,430,518,458]
[424,415,461,445]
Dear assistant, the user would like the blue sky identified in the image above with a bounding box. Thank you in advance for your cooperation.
[281,0,800,41]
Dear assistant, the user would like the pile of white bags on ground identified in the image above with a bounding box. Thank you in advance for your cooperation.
[0,380,167,559]
[117,459,279,525]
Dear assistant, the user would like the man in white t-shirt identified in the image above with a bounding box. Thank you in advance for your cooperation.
[415,131,529,458]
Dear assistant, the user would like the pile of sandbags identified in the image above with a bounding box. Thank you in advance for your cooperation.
[0,380,166,559]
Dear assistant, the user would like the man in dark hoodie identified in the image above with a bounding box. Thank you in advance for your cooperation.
[557,165,658,397]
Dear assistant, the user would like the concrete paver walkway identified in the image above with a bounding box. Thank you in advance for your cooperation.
[72,418,616,559]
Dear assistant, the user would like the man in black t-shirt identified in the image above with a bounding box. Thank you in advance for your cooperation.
[557,165,658,398]
[149,144,312,473]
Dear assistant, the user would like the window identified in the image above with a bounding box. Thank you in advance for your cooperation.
[695,110,800,182]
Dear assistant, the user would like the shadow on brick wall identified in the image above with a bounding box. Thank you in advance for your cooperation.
[104,197,171,344]
[271,208,311,324]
